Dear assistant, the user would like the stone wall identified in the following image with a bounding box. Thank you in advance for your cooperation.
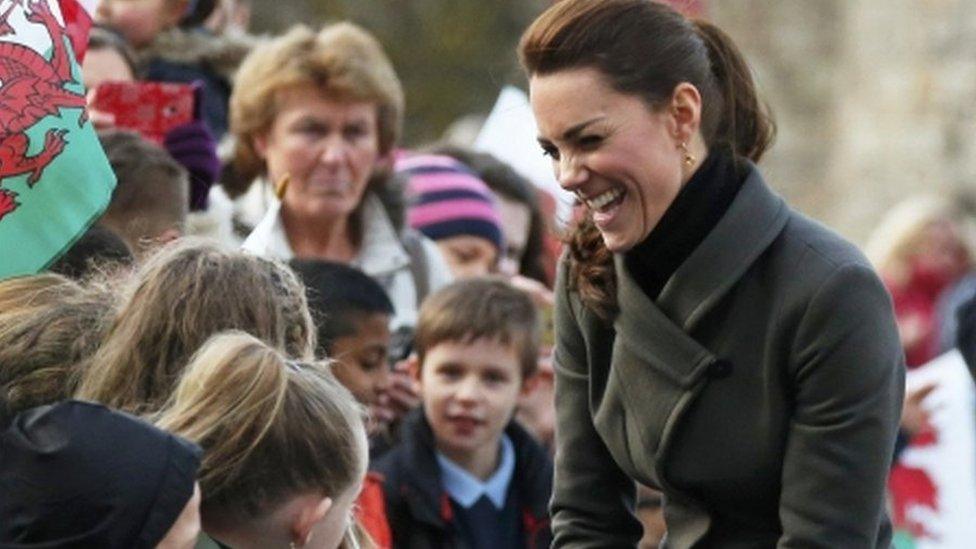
[711,0,976,244]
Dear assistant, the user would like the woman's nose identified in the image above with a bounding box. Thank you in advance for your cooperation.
[557,154,587,190]
[318,136,348,164]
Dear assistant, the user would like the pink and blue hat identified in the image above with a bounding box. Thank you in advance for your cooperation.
[396,154,504,252]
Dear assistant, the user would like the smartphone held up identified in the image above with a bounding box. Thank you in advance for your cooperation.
[89,81,197,144]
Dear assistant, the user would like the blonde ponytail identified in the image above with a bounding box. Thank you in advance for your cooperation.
[155,332,290,494]
[155,331,366,525]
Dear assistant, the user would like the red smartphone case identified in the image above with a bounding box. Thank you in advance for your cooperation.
[90,81,195,144]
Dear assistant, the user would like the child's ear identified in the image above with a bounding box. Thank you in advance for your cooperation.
[292,496,332,547]
[407,353,421,382]
[519,371,540,396]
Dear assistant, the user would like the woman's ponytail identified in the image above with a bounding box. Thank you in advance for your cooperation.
[155,331,366,527]
[694,19,776,163]
[566,216,618,319]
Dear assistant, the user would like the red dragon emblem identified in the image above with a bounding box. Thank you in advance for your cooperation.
[0,0,88,222]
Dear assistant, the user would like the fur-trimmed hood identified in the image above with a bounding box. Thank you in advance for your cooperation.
[137,27,261,82]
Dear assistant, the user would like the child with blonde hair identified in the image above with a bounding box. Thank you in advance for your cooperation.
[0,274,114,418]
[155,331,371,548]
[75,239,315,414]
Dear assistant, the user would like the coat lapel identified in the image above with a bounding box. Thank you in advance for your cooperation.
[614,255,717,389]
[603,164,790,494]
[657,165,790,332]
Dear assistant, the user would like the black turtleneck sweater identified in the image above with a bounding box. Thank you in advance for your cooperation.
[624,150,745,301]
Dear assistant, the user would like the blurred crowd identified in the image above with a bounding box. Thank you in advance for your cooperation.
[2,0,974,547]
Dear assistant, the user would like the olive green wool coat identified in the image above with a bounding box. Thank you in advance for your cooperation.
[551,166,905,548]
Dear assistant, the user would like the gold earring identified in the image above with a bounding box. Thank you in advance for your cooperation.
[680,142,695,167]
[274,173,291,200]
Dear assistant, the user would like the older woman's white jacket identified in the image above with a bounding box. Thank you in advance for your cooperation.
[242,192,452,331]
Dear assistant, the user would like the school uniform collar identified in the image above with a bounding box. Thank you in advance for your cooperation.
[435,434,516,510]
[392,410,551,528]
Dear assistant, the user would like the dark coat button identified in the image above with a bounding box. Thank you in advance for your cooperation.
[708,359,733,379]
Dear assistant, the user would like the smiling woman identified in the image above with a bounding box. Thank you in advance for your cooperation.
[233,23,452,331]
[521,0,905,547]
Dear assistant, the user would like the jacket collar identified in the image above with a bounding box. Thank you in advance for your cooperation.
[139,27,257,82]
[653,163,788,332]
[612,165,788,387]
[354,194,411,277]
[241,193,411,276]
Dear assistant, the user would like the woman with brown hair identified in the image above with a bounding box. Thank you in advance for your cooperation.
[521,0,904,546]
[74,239,315,414]
[155,331,370,548]
[232,22,451,332]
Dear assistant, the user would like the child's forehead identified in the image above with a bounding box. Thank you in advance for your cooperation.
[425,335,521,365]
[347,310,392,330]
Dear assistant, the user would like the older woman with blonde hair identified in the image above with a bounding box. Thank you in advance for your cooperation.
[233,22,450,332]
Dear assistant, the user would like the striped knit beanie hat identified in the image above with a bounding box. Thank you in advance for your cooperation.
[396,154,504,252]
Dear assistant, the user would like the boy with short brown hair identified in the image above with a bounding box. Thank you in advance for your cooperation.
[372,278,552,548]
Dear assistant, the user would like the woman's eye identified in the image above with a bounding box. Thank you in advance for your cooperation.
[541,145,560,160]
[343,125,367,140]
[579,135,603,148]
[295,123,327,137]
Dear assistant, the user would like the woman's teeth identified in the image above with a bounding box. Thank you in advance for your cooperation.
[586,188,623,210]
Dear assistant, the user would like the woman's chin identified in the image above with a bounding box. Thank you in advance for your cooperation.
[600,231,637,253]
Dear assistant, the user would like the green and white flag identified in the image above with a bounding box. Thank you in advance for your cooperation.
[0,0,114,279]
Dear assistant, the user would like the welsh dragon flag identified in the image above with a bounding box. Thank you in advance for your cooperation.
[0,0,115,279]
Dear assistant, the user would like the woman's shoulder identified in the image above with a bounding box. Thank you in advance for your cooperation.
[767,209,894,337]
[773,207,878,287]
